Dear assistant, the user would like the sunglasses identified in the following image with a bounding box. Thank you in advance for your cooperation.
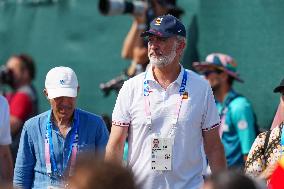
[203,70,223,77]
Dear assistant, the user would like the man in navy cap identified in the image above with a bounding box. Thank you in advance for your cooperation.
[106,15,226,189]
[121,0,184,76]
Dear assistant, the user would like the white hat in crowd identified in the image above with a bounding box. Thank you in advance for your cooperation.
[45,66,78,99]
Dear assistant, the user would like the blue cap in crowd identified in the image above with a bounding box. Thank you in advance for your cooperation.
[141,14,186,38]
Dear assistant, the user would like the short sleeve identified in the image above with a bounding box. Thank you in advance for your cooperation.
[9,93,33,121]
[201,84,220,131]
[112,81,131,127]
[230,98,256,154]
[0,96,12,145]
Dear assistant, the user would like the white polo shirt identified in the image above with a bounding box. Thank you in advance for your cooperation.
[112,65,220,189]
[0,95,11,145]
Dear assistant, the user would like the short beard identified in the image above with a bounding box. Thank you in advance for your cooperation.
[149,42,177,68]
[211,83,221,94]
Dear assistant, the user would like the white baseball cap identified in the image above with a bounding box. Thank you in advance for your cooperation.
[45,66,78,99]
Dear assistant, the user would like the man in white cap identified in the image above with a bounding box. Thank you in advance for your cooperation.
[13,66,109,189]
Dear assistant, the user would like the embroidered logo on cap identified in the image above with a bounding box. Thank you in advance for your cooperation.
[155,18,163,26]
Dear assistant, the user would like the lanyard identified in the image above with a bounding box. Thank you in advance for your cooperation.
[45,110,79,178]
[143,70,187,136]
[219,92,239,137]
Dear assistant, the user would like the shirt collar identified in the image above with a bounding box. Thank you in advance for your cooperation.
[219,89,237,105]
[48,108,78,127]
[145,64,185,85]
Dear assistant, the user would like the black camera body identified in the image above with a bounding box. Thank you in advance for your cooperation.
[0,65,13,86]
[99,73,128,97]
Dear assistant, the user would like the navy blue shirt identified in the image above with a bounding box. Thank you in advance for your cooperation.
[13,109,109,189]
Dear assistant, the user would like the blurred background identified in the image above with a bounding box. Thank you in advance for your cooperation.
[0,0,283,129]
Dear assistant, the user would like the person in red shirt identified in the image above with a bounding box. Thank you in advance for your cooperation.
[4,54,38,161]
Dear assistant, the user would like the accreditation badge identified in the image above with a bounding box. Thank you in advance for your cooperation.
[151,137,173,171]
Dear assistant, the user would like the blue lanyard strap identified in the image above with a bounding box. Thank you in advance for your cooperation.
[45,109,79,176]
[179,70,187,95]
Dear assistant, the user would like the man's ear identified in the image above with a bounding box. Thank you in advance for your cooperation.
[23,69,30,81]
[43,89,49,99]
[176,40,186,55]
[178,41,186,51]
[77,86,80,95]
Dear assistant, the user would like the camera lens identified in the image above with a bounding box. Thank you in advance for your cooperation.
[98,0,146,16]
[0,65,13,85]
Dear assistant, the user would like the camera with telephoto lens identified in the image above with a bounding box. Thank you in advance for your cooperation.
[99,72,129,97]
[98,0,148,16]
[0,65,13,86]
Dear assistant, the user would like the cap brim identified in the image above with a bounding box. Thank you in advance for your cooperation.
[140,30,173,38]
[273,86,284,93]
[193,62,244,83]
[47,88,77,99]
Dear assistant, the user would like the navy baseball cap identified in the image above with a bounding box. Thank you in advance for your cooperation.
[141,14,186,38]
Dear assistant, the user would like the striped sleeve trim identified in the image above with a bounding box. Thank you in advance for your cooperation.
[112,121,130,127]
[202,123,220,132]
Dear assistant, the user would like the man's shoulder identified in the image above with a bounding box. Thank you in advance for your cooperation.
[229,94,252,109]
[186,69,210,89]
[117,72,145,95]
[76,109,107,136]
[76,109,103,123]
[125,72,145,85]
[24,111,49,129]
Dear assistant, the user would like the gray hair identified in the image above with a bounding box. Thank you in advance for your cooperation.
[175,36,186,58]
[176,36,186,45]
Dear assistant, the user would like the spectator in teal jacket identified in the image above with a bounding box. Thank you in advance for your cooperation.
[194,53,257,168]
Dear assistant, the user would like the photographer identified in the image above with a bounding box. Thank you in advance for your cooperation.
[98,0,183,96]
[121,0,183,76]
[2,54,38,162]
